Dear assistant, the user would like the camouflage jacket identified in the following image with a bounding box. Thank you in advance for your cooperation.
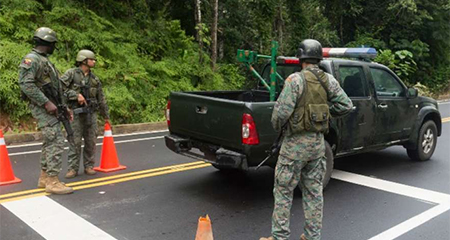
[60,67,109,119]
[18,49,63,128]
[18,49,61,106]
[271,64,353,161]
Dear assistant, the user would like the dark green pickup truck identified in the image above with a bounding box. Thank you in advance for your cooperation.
[165,56,442,186]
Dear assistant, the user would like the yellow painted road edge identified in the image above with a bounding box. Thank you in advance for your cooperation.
[0,161,211,204]
[442,117,450,123]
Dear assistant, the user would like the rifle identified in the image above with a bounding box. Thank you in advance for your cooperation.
[41,83,75,145]
[255,125,286,170]
[72,82,94,126]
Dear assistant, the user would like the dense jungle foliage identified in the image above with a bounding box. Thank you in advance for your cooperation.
[1,0,449,131]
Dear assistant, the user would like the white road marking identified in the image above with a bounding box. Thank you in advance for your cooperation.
[332,170,450,204]
[368,203,450,240]
[332,170,450,240]
[2,196,117,240]
[7,129,168,149]
[8,136,165,156]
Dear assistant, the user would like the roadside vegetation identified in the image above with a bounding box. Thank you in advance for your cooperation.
[1,0,449,132]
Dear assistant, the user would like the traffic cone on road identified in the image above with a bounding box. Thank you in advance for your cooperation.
[94,122,126,172]
[195,215,214,240]
[0,130,22,186]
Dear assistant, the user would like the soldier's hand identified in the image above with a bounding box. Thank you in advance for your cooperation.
[44,101,58,115]
[67,108,74,121]
[77,94,87,106]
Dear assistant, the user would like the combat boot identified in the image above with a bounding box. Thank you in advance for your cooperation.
[259,237,275,240]
[37,170,48,188]
[45,176,74,194]
[84,167,96,175]
[65,169,77,179]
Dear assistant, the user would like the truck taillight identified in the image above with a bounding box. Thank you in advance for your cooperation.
[166,100,171,126]
[242,113,259,145]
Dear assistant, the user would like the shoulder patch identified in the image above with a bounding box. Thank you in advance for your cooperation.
[19,58,34,69]
[23,58,32,65]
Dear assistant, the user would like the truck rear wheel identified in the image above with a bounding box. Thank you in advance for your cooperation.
[407,120,437,161]
[322,141,334,189]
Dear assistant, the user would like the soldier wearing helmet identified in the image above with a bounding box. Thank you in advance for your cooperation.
[60,49,110,179]
[260,40,352,240]
[18,27,74,195]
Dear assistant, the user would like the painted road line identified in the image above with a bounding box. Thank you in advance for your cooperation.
[332,170,450,204]
[73,163,211,191]
[368,203,450,240]
[442,117,450,123]
[0,163,211,204]
[2,196,117,240]
[8,135,165,156]
[6,129,168,149]
[0,161,207,201]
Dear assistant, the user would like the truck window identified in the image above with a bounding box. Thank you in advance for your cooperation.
[370,68,405,97]
[338,66,368,97]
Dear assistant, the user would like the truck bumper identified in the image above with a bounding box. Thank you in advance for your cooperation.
[165,134,248,170]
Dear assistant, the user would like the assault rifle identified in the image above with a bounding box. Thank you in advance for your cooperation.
[255,125,287,170]
[41,83,75,145]
[72,83,94,126]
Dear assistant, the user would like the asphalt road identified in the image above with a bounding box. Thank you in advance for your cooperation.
[1,102,449,240]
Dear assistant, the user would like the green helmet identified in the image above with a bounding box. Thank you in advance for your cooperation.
[76,50,96,62]
[34,27,57,43]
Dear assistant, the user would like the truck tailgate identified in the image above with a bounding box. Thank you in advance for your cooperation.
[169,92,246,151]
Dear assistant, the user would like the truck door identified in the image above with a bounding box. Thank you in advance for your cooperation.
[335,64,377,152]
[369,67,417,144]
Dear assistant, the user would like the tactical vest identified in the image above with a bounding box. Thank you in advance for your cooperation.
[70,69,100,108]
[289,69,330,133]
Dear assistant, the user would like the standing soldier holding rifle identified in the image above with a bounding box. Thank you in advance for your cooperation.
[61,50,110,179]
[260,39,352,240]
[18,27,74,194]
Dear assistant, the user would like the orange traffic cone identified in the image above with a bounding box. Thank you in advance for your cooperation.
[94,122,126,172]
[195,215,214,240]
[0,130,22,186]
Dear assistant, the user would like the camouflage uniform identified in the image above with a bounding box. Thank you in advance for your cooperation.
[271,65,352,240]
[60,67,109,172]
[18,48,65,177]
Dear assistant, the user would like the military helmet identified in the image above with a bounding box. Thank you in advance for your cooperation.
[297,39,323,60]
[76,50,96,62]
[33,27,57,43]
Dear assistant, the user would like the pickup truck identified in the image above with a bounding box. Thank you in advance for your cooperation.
[165,50,442,187]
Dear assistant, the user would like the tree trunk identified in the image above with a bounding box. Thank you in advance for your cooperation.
[211,0,218,70]
[194,0,203,63]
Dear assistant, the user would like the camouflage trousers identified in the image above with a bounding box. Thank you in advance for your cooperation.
[271,155,326,240]
[29,103,65,177]
[67,112,98,171]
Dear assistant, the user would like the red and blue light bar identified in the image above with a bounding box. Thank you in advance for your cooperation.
[322,48,377,59]
[278,48,377,64]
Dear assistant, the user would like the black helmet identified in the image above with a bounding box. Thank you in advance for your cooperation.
[297,39,323,60]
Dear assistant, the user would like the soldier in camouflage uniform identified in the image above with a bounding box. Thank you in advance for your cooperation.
[18,27,74,195]
[260,40,353,240]
[60,50,109,178]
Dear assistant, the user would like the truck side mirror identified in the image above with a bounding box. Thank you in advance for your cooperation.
[407,88,418,99]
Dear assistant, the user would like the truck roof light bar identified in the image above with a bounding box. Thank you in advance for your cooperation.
[323,48,377,59]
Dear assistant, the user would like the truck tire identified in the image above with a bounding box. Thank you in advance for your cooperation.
[323,141,334,189]
[407,120,437,161]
